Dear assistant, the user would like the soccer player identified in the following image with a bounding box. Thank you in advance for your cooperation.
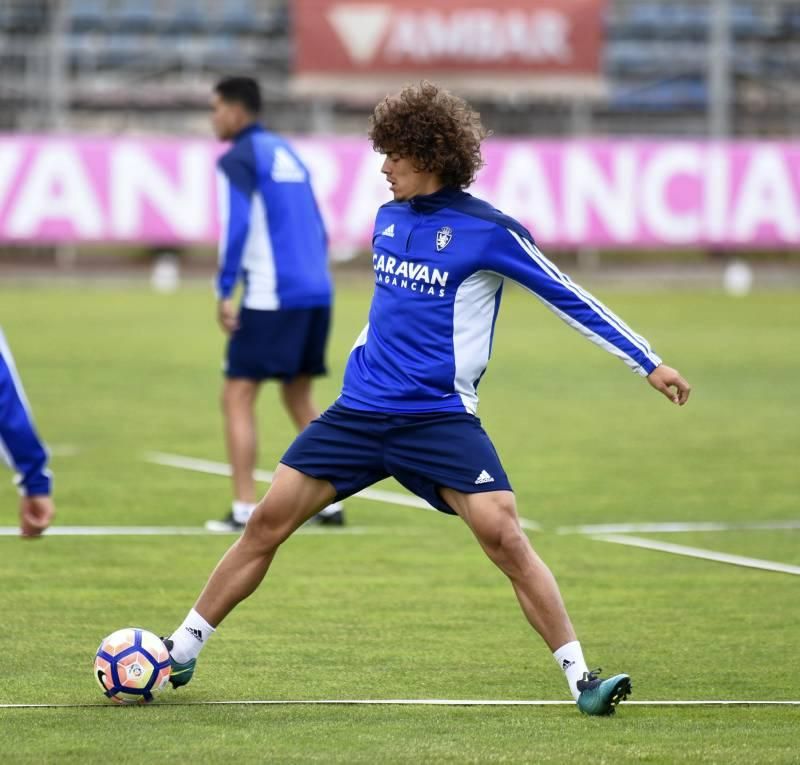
[205,76,343,531]
[165,82,691,715]
[0,327,55,537]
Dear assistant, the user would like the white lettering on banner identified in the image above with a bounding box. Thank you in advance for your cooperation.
[564,147,637,242]
[641,145,702,243]
[493,146,557,241]
[7,144,103,237]
[343,151,390,243]
[0,143,24,218]
[385,10,570,63]
[703,146,729,241]
[110,143,210,238]
[732,147,800,241]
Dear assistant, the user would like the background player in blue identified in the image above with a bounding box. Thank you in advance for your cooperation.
[206,76,344,531]
[164,82,691,715]
[0,327,55,537]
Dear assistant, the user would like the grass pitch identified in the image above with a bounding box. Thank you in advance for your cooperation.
[0,280,798,763]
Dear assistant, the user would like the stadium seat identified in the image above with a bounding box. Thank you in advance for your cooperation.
[217,0,256,34]
[4,0,48,33]
[68,0,106,32]
[114,0,159,33]
[167,0,209,34]
[611,76,708,111]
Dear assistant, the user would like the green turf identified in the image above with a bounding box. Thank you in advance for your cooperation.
[0,282,798,763]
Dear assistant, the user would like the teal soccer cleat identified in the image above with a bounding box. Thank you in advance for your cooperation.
[161,638,196,689]
[576,669,631,716]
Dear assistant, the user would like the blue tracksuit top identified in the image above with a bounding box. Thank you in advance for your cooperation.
[339,187,662,415]
[215,123,332,310]
[0,328,52,496]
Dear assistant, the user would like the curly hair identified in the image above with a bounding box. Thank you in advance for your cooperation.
[368,81,489,190]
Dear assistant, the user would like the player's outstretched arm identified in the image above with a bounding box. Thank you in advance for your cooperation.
[647,364,691,406]
[20,494,55,537]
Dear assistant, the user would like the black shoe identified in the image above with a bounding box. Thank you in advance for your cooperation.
[204,511,246,532]
[304,504,345,527]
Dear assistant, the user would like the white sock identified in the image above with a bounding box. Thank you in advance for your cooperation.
[232,500,256,524]
[318,501,343,517]
[169,608,216,664]
[553,640,589,701]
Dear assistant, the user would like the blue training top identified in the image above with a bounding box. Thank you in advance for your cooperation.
[339,187,662,415]
[0,328,51,496]
[216,123,333,310]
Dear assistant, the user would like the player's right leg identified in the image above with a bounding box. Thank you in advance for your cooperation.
[166,464,336,687]
[166,402,388,689]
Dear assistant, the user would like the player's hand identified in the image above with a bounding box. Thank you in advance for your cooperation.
[20,495,55,537]
[217,299,239,335]
[647,364,691,406]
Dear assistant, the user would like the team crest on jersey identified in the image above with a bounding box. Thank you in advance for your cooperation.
[435,226,453,252]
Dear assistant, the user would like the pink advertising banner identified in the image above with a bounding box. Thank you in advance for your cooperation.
[1,135,800,251]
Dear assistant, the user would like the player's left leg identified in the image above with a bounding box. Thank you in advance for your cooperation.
[440,488,576,650]
[440,487,631,715]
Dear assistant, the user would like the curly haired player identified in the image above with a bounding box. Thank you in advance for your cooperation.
[164,82,691,715]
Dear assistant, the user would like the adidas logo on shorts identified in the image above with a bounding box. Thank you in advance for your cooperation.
[474,470,494,485]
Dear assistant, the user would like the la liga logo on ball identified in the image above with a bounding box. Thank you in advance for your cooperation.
[94,628,171,704]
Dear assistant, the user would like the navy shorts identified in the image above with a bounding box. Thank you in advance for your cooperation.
[225,306,330,381]
[280,402,512,515]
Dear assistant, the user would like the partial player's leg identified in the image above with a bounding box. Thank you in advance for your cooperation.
[166,464,336,686]
[205,377,261,531]
[223,377,260,504]
[198,464,335,624]
[441,486,631,715]
[280,375,318,430]
[440,487,576,650]
[166,402,389,688]
[386,411,630,716]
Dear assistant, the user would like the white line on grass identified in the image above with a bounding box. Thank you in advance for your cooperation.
[0,526,390,537]
[559,520,800,535]
[143,451,542,530]
[1,699,798,709]
[593,534,800,576]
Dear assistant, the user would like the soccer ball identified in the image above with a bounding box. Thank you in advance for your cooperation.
[94,628,171,704]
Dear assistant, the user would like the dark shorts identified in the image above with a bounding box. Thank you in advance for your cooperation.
[280,402,512,515]
[225,306,330,381]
